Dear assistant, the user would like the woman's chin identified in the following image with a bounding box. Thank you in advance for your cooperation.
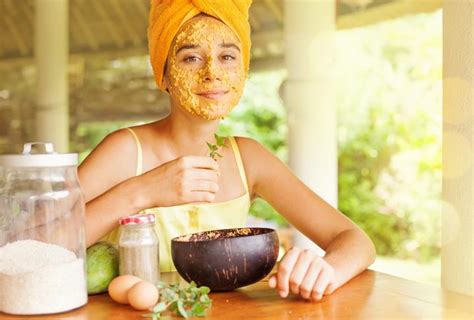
[193,107,232,120]
[198,113,227,121]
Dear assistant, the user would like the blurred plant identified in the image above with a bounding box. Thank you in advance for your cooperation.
[336,11,442,261]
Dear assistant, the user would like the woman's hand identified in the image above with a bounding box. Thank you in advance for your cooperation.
[268,247,337,301]
[134,155,220,209]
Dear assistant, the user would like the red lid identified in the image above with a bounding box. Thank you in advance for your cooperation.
[119,213,155,225]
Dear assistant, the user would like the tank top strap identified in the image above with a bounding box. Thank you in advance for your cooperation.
[228,136,249,194]
[125,127,143,176]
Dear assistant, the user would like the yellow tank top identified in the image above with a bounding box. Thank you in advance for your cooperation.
[103,128,251,272]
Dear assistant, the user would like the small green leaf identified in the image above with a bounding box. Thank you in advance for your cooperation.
[170,283,180,291]
[191,303,206,317]
[169,300,178,312]
[215,134,226,147]
[200,286,210,295]
[177,300,188,318]
[152,302,167,313]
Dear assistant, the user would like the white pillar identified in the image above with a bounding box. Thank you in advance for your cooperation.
[442,0,474,296]
[284,0,337,254]
[35,0,69,152]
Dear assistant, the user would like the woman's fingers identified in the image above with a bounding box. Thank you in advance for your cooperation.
[325,282,336,295]
[187,168,220,182]
[271,249,337,302]
[311,267,334,301]
[288,249,315,295]
[299,259,323,300]
[276,247,301,297]
[142,155,221,208]
[268,275,277,288]
[189,180,219,193]
[187,191,215,203]
[180,156,220,171]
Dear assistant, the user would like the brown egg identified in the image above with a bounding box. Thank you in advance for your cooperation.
[128,281,160,311]
[108,275,142,304]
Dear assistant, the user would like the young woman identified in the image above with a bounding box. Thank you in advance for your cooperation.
[79,0,375,302]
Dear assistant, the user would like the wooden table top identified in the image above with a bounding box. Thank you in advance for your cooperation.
[1,270,473,319]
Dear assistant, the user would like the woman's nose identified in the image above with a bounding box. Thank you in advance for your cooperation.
[203,59,221,81]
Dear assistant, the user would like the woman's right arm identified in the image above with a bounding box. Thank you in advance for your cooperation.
[78,129,221,247]
[78,129,141,247]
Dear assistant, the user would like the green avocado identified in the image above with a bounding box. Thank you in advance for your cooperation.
[86,241,119,295]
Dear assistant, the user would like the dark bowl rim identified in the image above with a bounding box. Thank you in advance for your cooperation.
[171,227,277,243]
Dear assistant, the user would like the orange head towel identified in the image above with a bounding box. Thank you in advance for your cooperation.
[148,0,252,91]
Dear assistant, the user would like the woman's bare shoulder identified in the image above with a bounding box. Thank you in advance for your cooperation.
[127,120,167,145]
[234,136,275,164]
[78,128,138,202]
[127,120,162,134]
[78,120,165,202]
[234,136,261,152]
[233,136,280,196]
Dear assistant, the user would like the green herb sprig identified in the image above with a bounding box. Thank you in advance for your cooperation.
[143,281,212,319]
[206,134,227,160]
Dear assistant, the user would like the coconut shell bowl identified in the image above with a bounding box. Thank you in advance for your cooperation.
[171,227,279,291]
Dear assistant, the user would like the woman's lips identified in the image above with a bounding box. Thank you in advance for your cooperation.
[196,90,228,100]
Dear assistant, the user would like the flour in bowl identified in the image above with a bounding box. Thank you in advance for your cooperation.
[0,239,87,315]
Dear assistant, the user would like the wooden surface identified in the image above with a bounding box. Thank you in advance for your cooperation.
[1,270,472,319]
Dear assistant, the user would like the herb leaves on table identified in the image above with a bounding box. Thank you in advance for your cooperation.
[143,281,212,319]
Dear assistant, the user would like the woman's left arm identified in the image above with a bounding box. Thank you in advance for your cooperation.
[237,137,376,301]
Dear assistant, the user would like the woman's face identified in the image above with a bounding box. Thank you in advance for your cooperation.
[164,16,246,120]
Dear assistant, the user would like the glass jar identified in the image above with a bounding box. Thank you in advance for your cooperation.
[118,213,160,284]
[0,142,87,315]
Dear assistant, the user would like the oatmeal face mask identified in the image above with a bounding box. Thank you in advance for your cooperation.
[164,16,246,120]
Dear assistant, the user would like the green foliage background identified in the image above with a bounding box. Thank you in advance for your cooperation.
[335,12,442,261]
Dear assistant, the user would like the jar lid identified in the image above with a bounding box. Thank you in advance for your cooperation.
[119,214,156,225]
[0,142,78,167]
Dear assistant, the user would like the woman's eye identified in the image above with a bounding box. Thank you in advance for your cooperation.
[222,55,236,61]
[183,56,201,63]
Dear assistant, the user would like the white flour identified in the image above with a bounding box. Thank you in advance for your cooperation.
[0,239,87,315]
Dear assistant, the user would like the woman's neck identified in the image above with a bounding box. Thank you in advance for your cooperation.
[161,106,221,156]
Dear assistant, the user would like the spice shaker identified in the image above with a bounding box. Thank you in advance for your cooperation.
[118,214,160,284]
